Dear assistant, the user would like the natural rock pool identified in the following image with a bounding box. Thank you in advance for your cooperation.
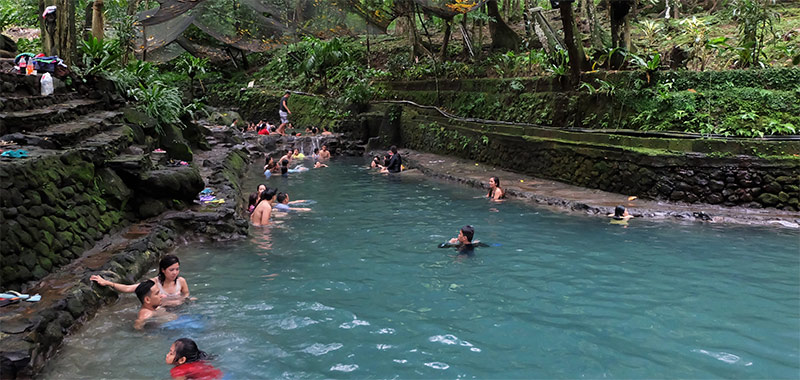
[43,158,799,379]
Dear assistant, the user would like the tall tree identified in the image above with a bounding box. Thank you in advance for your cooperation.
[559,0,582,84]
[92,0,104,40]
[608,0,633,51]
[40,0,76,64]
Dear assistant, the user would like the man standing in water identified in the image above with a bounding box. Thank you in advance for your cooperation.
[278,91,292,135]
[319,145,331,161]
[251,189,274,226]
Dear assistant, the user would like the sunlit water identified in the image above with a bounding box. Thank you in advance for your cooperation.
[43,158,800,379]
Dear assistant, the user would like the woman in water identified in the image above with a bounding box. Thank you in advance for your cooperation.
[91,255,192,306]
[487,177,505,201]
[248,184,267,213]
[166,338,223,380]
[264,156,278,178]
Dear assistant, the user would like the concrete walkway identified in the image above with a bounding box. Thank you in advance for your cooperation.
[401,150,800,229]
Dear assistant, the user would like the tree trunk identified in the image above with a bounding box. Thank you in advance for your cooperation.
[82,2,94,41]
[440,19,452,61]
[582,0,603,50]
[40,0,76,64]
[487,0,521,51]
[92,0,104,40]
[560,1,582,85]
[609,0,632,51]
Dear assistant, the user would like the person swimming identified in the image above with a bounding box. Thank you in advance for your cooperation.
[608,205,633,224]
[91,255,193,307]
[166,338,223,380]
[273,192,311,213]
[487,176,505,200]
[439,225,487,256]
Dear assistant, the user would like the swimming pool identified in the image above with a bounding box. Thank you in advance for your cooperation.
[43,158,800,379]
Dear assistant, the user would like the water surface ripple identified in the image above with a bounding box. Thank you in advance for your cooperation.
[43,159,800,379]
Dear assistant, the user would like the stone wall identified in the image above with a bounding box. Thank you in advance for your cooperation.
[348,103,800,211]
[0,146,206,290]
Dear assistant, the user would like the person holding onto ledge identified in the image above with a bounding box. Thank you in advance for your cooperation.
[91,255,193,307]
[487,176,506,201]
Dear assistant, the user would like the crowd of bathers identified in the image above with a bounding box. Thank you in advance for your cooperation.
[85,140,638,378]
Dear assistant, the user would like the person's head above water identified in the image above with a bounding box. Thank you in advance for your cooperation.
[459,225,474,243]
[314,148,319,154]
[281,159,289,167]
[276,192,288,204]
[157,255,180,285]
[257,184,267,194]
[135,280,162,306]
[489,176,500,188]
[613,205,630,220]
[166,338,209,365]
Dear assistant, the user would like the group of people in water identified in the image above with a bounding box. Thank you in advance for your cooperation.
[85,138,638,378]
[91,256,222,378]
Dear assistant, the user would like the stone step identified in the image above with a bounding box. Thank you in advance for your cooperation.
[74,126,134,162]
[29,110,123,148]
[0,99,105,135]
[0,93,80,113]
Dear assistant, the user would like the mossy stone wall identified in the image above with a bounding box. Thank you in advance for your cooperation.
[352,103,800,210]
[0,152,127,289]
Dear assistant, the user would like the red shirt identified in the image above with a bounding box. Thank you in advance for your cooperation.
[170,361,223,380]
[258,128,269,135]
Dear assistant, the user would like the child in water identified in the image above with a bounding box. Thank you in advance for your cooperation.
[166,338,223,380]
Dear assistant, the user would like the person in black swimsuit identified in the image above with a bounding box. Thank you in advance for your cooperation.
[381,146,402,173]
[439,225,487,256]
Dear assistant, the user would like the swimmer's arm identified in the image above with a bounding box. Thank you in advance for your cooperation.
[90,275,137,293]
[289,207,312,212]
[179,277,193,300]
[288,200,308,204]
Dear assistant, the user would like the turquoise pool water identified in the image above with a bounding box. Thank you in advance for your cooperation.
[44,159,800,379]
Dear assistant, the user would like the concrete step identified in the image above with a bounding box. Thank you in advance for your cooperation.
[0,98,105,135]
[29,110,123,148]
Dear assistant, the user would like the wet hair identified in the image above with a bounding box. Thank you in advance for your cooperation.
[490,177,500,187]
[314,148,319,154]
[265,188,277,200]
[281,159,289,167]
[276,192,288,203]
[613,205,626,219]
[461,225,475,242]
[390,145,398,154]
[248,193,258,209]
[135,280,156,304]
[157,255,180,285]
[172,338,209,364]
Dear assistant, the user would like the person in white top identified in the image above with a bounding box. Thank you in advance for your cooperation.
[91,254,192,306]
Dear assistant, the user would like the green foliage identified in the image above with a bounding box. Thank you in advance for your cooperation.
[130,81,184,133]
[0,0,39,29]
[546,48,569,77]
[730,0,780,68]
[177,54,209,79]
[15,37,41,54]
[78,37,122,77]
